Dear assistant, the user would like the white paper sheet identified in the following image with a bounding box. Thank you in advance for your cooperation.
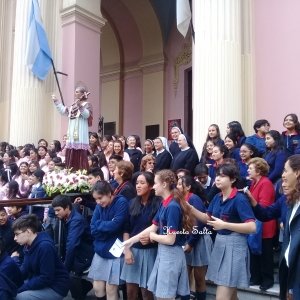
[109,238,125,258]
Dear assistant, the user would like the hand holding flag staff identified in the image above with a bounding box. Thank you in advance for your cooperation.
[25,0,67,105]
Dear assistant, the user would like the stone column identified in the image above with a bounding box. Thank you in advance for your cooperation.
[0,0,14,142]
[192,0,243,152]
[9,0,58,146]
[60,0,106,136]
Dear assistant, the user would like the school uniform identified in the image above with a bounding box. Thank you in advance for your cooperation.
[121,197,161,288]
[170,148,199,176]
[109,176,119,188]
[206,188,255,287]
[249,177,276,287]
[0,273,18,300]
[245,134,266,155]
[264,150,286,183]
[199,156,215,165]
[16,232,70,299]
[281,131,300,157]
[28,183,47,220]
[185,194,212,267]
[62,209,94,299]
[147,196,189,298]
[208,163,218,182]
[124,148,143,173]
[88,194,128,285]
[228,148,241,162]
[201,176,212,195]
[237,136,246,147]
[0,219,23,256]
[0,252,23,289]
[238,160,252,187]
[252,199,300,299]
[153,149,172,172]
[169,141,181,158]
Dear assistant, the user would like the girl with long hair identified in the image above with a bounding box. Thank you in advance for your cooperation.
[177,175,212,300]
[94,151,109,181]
[88,155,99,169]
[123,169,195,300]
[121,172,161,300]
[188,164,256,300]
[13,162,31,198]
[208,145,228,182]
[263,130,287,183]
[281,114,300,157]
[200,140,215,166]
[205,124,223,145]
[226,121,246,147]
[89,132,101,154]
[88,181,129,300]
[113,140,130,161]
[224,133,241,162]
[49,140,62,154]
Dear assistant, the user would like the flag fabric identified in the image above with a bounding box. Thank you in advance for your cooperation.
[25,0,52,80]
[176,0,192,38]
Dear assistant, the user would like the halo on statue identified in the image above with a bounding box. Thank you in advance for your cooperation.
[75,81,88,92]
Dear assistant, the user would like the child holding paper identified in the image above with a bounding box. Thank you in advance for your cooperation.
[123,169,195,300]
[88,181,129,300]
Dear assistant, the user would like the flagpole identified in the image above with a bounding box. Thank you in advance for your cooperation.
[51,60,66,106]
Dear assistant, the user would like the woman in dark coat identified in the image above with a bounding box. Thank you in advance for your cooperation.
[170,134,199,176]
[153,137,172,172]
[245,154,300,299]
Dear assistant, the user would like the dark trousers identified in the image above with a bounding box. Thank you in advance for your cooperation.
[250,238,274,286]
[69,271,92,300]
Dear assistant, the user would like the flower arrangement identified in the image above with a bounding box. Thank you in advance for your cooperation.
[42,169,91,196]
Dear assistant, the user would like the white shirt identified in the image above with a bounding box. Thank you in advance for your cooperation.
[284,201,300,266]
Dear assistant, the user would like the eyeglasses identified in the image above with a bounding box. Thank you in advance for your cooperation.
[14,230,26,237]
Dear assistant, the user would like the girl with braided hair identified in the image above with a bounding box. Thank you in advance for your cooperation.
[123,169,194,300]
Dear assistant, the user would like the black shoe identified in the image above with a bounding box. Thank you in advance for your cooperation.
[259,283,273,291]
[190,291,196,300]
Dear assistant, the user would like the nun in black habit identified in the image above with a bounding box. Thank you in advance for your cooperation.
[170,134,199,176]
[169,126,184,158]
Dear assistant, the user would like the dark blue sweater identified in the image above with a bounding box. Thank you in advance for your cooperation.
[0,219,23,256]
[0,252,23,288]
[252,195,288,226]
[281,131,300,157]
[245,134,266,155]
[264,149,286,183]
[154,150,172,172]
[91,194,129,259]
[186,194,206,247]
[125,197,161,249]
[238,161,252,187]
[0,273,18,300]
[228,148,241,162]
[18,232,69,296]
[62,209,94,273]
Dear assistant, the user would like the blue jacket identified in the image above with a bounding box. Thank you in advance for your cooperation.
[264,150,286,183]
[0,252,23,288]
[238,161,252,187]
[294,142,300,155]
[186,194,206,247]
[0,273,18,300]
[281,131,300,157]
[28,184,47,220]
[91,194,129,259]
[18,232,70,296]
[251,197,298,299]
[0,219,23,256]
[245,134,266,155]
[62,209,94,273]
[228,148,241,162]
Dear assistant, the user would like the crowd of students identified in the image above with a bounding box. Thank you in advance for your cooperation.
[0,113,300,300]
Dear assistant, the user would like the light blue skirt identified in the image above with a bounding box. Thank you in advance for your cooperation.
[206,232,250,287]
[147,244,189,298]
[120,247,157,288]
[88,253,124,285]
[185,234,213,267]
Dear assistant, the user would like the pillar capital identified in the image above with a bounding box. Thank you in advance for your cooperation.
[60,4,106,33]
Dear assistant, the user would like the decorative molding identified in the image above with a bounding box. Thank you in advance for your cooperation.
[60,4,106,33]
[173,36,192,97]
[101,70,121,83]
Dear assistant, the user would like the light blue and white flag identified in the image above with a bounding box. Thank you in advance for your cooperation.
[177,0,191,38]
[25,0,52,80]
